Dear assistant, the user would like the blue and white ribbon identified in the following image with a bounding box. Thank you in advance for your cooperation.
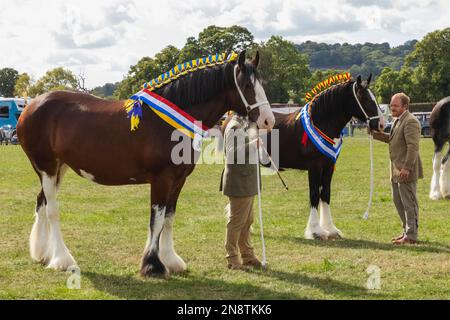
[300,104,343,163]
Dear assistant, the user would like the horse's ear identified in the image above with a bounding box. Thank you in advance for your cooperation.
[238,50,246,71]
[357,75,362,87]
[367,73,372,87]
[252,51,260,68]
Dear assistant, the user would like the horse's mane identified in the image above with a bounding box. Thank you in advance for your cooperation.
[283,80,353,127]
[137,52,242,109]
[125,52,261,131]
[308,80,353,121]
[154,62,235,109]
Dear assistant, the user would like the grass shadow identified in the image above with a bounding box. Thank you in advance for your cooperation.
[247,268,392,299]
[83,266,390,300]
[269,235,450,254]
[83,271,307,300]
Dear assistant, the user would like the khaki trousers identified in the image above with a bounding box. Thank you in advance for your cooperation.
[392,181,419,241]
[225,196,256,264]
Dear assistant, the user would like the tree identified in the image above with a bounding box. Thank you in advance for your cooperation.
[0,68,19,97]
[177,37,205,64]
[154,45,181,72]
[197,25,254,54]
[296,40,415,78]
[91,83,119,98]
[405,28,450,101]
[251,36,310,104]
[14,73,32,98]
[114,57,161,99]
[29,68,78,96]
[308,69,346,89]
[76,72,88,93]
[373,67,415,103]
[114,25,256,99]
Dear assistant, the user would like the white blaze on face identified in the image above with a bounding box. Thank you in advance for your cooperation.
[251,75,275,131]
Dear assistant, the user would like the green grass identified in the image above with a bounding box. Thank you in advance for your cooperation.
[0,134,449,300]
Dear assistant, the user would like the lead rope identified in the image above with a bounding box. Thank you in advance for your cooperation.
[255,132,267,269]
[352,82,380,220]
[363,132,374,220]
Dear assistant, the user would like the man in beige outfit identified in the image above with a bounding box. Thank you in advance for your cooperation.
[373,93,423,244]
[220,114,262,270]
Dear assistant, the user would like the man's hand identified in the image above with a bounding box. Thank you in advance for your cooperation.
[399,168,410,180]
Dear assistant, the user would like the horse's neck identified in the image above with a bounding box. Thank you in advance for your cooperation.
[183,95,228,128]
[310,89,352,139]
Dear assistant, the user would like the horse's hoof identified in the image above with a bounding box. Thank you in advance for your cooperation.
[429,192,442,200]
[46,254,77,271]
[327,232,343,240]
[167,262,187,274]
[140,256,169,278]
[312,233,328,240]
[140,265,169,279]
[46,260,77,272]
[160,253,187,273]
[141,250,170,278]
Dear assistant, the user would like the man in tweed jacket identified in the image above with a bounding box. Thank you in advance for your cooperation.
[373,93,423,244]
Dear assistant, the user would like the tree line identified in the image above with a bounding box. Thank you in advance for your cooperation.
[1,26,448,104]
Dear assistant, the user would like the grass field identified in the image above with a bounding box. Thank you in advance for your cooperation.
[0,133,449,300]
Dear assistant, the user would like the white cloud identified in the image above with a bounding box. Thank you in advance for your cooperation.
[0,0,448,89]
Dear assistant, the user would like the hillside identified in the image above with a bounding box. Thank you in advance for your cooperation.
[296,40,418,77]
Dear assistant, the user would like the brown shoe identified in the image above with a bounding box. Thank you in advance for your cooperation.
[243,258,262,268]
[393,236,418,245]
[227,263,249,270]
[391,233,405,242]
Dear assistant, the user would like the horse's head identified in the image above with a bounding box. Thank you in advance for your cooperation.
[352,74,385,132]
[229,50,275,131]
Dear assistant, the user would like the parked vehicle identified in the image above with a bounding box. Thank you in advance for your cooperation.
[0,98,27,129]
[412,112,432,137]
[0,125,14,145]
[382,112,431,137]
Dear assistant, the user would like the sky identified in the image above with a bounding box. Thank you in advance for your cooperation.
[1,0,449,89]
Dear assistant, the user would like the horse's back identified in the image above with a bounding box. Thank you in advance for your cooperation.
[18,91,125,167]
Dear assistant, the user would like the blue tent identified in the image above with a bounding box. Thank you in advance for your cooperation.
[0,98,27,129]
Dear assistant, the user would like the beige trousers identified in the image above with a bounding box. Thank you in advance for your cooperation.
[392,181,419,241]
[225,196,256,264]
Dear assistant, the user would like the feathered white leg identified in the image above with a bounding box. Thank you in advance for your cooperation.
[305,207,328,240]
[430,152,442,200]
[319,200,343,239]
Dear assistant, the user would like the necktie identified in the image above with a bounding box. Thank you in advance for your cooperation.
[391,119,399,136]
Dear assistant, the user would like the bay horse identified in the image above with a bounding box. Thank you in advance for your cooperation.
[17,50,275,278]
[263,75,384,240]
[429,96,450,200]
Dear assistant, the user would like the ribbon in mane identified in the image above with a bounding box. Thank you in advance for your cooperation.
[299,103,344,163]
[124,52,239,136]
[305,72,351,102]
[127,89,209,140]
